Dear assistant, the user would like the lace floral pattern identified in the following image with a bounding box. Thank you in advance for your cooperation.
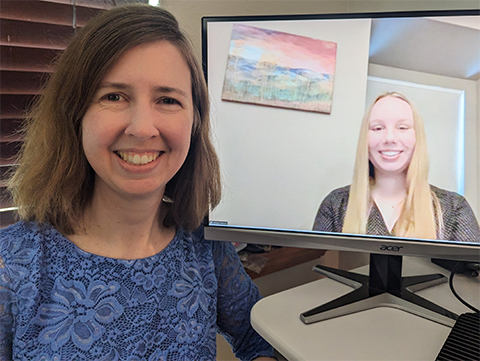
[0,222,273,361]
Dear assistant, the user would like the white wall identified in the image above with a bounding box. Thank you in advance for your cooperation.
[207,18,371,230]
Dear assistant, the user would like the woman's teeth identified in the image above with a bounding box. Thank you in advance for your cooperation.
[117,151,160,165]
[381,151,400,156]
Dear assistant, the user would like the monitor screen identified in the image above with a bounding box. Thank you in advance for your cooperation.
[202,9,480,263]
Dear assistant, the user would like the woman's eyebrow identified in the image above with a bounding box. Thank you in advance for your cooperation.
[153,86,188,98]
[97,83,187,97]
[98,82,131,90]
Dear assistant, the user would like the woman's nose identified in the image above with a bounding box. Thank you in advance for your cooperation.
[383,127,397,143]
[125,103,160,140]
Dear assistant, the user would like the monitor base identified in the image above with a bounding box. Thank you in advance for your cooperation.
[300,254,458,327]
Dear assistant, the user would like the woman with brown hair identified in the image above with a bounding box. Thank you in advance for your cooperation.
[313,92,480,243]
[0,4,274,360]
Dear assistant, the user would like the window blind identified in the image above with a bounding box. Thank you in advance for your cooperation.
[0,0,146,228]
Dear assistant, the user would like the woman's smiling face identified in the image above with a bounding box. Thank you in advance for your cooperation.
[81,40,193,201]
[368,95,416,177]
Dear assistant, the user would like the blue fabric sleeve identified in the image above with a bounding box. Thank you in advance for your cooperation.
[212,239,274,361]
[0,253,14,361]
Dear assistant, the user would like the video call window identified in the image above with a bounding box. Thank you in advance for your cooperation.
[204,12,480,244]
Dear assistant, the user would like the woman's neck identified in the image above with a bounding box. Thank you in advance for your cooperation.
[371,172,408,232]
[371,172,408,201]
[69,189,175,259]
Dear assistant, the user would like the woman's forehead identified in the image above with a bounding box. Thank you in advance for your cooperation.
[369,96,414,121]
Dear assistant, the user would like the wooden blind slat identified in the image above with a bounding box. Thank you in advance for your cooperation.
[41,0,116,10]
[0,165,11,180]
[1,19,75,49]
[0,141,21,162]
[0,1,74,26]
[0,1,108,28]
[0,94,36,119]
[0,118,23,141]
[0,196,14,210]
[0,159,17,167]
[0,184,13,205]
[0,210,17,227]
[0,70,48,95]
[0,46,59,72]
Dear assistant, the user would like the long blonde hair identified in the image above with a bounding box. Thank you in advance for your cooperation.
[342,92,441,239]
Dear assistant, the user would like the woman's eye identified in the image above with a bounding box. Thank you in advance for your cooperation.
[160,97,180,106]
[104,93,122,102]
[97,92,128,109]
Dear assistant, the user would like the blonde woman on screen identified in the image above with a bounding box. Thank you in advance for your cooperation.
[313,92,480,243]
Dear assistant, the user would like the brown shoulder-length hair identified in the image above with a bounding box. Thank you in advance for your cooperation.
[8,4,221,234]
[342,92,441,239]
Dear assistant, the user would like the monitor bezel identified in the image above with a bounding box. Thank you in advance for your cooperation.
[201,8,480,263]
[202,8,480,81]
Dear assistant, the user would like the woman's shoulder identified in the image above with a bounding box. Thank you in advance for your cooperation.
[183,224,238,265]
[0,222,49,286]
[430,185,468,204]
[0,220,60,239]
[180,224,218,255]
[181,223,209,246]
[329,185,351,195]
[430,185,477,217]
[0,221,42,244]
[0,221,61,262]
[322,185,351,203]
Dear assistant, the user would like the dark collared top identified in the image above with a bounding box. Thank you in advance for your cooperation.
[313,185,480,243]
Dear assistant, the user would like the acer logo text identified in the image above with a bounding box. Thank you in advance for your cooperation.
[380,245,403,252]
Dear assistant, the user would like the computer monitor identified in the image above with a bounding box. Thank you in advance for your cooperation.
[202,9,480,325]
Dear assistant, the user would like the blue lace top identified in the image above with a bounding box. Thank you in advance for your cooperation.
[0,222,274,361]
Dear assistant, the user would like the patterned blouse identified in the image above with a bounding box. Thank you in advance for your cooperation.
[0,222,274,361]
[313,185,480,242]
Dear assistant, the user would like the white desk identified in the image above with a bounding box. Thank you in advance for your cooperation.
[251,256,480,361]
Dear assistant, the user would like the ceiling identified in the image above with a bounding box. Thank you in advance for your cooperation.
[369,16,480,81]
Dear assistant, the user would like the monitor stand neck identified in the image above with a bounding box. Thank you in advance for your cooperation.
[300,253,458,327]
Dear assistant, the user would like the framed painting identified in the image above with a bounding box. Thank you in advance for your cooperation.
[221,23,337,114]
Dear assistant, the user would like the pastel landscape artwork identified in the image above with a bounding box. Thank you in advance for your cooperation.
[222,23,337,114]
